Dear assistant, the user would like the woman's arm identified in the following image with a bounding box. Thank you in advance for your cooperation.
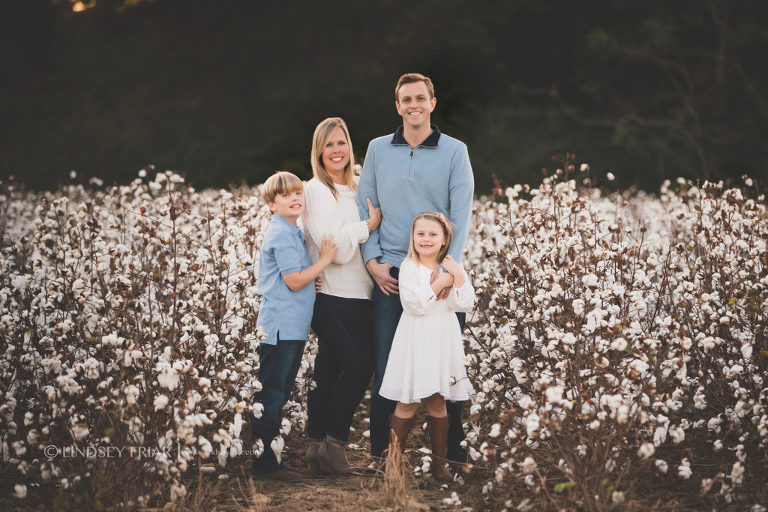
[303,181,368,265]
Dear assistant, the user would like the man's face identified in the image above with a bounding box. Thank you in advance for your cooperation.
[396,81,436,130]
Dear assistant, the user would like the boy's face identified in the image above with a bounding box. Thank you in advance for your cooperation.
[396,81,436,130]
[268,189,305,224]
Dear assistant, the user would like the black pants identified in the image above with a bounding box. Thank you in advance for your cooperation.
[306,293,374,444]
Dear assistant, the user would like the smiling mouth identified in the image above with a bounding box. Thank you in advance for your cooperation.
[330,156,344,163]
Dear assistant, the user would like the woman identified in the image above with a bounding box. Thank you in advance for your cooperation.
[302,117,381,473]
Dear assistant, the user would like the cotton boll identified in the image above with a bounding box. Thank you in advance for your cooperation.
[637,442,655,459]
[678,458,692,479]
[270,436,284,464]
[13,484,27,498]
[153,394,169,411]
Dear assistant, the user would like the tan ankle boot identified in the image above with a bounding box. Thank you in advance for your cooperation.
[317,439,356,474]
[389,414,414,453]
[427,415,452,481]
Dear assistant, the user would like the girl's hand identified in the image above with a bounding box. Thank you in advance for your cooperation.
[431,266,453,295]
[441,255,461,275]
[441,255,465,287]
[319,234,337,264]
[366,198,382,233]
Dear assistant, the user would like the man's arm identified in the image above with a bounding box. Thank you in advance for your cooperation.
[357,141,399,295]
[447,143,474,262]
[357,142,383,263]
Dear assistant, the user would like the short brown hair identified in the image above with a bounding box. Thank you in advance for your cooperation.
[263,171,303,205]
[395,73,435,102]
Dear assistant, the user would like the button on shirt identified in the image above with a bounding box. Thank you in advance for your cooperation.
[256,215,315,345]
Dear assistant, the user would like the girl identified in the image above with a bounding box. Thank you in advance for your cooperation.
[378,212,475,481]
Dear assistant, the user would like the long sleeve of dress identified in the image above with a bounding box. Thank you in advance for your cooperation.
[398,259,438,317]
[445,268,475,313]
[303,181,369,265]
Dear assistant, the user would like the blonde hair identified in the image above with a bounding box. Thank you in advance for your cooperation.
[263,171,303,205]
[395,73,435,102]
[310,117,357,199]
[406,211,454,264]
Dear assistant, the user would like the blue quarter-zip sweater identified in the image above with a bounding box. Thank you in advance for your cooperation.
[357,125,474,267]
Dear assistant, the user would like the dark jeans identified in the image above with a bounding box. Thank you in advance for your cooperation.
[370,266,467,461]
[307,293,374,444]
[251,335,305,473]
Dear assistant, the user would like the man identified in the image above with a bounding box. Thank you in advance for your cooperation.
[357,73,474,470]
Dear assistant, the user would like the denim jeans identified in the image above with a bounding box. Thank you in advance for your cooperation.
[251,336,305,473]
[306,294,373,444]
[369,266,467,460]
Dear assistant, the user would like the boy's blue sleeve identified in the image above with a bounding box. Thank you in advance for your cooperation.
[272,231,306,275]
[447,143,474,262]
[358,142,383,264]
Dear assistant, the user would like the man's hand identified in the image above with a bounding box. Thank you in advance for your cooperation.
[315,276,324,293]
[366,259,398,295]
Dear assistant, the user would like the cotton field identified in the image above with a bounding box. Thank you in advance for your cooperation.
[1,165,766,510]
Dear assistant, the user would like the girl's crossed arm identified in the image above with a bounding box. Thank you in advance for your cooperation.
[399,259,445,316]
[441,255,475,312]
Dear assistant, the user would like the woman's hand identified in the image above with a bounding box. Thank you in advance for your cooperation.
[315,276,324,293]
[366,198,382,233]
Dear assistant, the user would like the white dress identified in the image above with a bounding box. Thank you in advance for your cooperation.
[379,257,475,404]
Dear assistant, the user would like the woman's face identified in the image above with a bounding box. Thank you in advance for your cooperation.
[321,126,350,178]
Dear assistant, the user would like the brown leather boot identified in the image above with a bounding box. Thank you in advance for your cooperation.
[317,439,356,474]
[427,415,453,481]
[389,414,414,453]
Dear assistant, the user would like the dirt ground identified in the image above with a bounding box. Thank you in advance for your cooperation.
[171,407,492,512]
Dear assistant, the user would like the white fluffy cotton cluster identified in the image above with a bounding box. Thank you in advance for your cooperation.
[0,171,314,506]
[463,171,766,508]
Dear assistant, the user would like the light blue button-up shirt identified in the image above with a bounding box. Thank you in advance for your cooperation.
[256,214,315,345]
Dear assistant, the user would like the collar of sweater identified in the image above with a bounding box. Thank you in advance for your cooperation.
[391,124,441,147]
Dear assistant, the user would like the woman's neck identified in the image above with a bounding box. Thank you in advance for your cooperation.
[328,169,346,185]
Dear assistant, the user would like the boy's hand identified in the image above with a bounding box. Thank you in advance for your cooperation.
[366,198,382,233]
[319,234,337,264]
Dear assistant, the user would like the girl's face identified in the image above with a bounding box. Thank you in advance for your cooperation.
[321,126,350,178]
[412,217,446,261]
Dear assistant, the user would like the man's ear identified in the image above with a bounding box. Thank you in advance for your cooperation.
[429,96,437,112]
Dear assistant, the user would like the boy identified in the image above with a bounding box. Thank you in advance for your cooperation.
[253,171,336,481]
